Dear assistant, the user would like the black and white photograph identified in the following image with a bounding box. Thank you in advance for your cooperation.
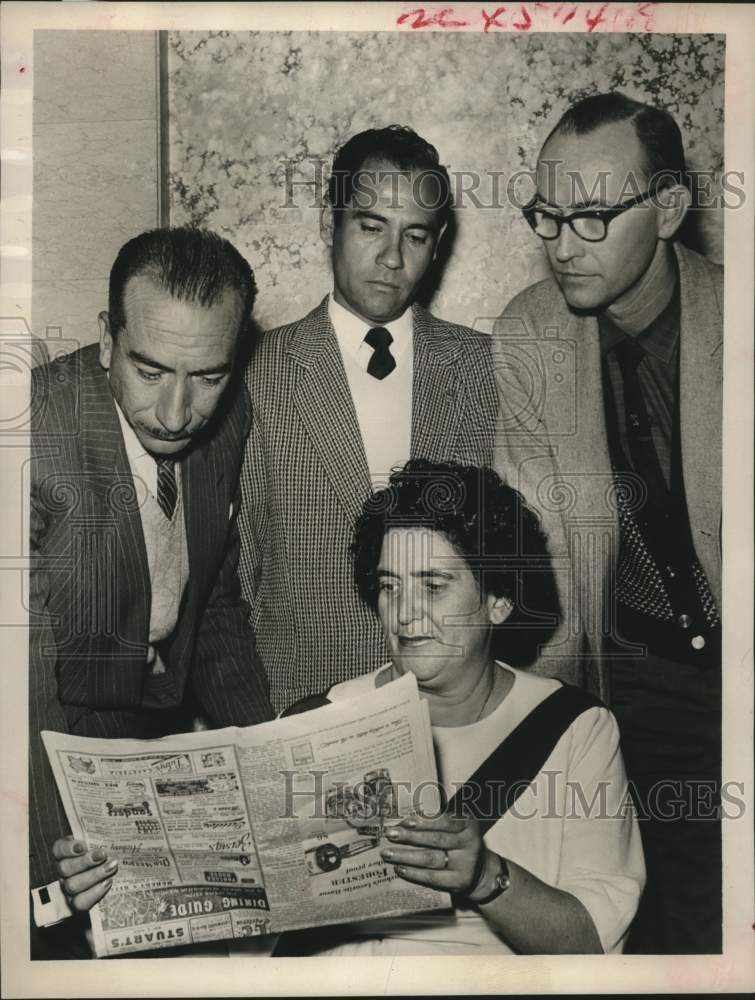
[1,2,753,996]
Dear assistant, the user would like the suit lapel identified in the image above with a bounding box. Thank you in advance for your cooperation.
[181,435,220,611]
[410,305,465,460]
[79,348,151,618]
[675,244,722,605]
[288,299,371,521]
[545,310,616,651]
[77,347,151,699]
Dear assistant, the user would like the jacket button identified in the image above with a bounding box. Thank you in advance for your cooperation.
[691,635,706,650]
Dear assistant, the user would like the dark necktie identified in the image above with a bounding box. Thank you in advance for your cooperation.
[614,339,667,504]
[156,458,178,520]
[364,326,396,380]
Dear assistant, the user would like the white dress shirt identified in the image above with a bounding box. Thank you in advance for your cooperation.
[328,293,413,486]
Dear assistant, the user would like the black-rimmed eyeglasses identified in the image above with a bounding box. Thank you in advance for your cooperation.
[523,189,655,243]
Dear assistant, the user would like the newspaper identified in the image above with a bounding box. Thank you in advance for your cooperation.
[41,672,449,958]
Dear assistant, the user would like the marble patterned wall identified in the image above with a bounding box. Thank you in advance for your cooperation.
[167,31,725,333]
[33,31,161,349]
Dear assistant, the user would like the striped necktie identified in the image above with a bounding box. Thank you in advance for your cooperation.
[156,458,178,520]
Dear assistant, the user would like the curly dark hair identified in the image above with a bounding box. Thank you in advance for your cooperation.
[351,459,560,666]
[327,124,453,231]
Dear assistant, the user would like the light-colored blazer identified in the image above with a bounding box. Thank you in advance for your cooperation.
[238,297,499,713]
[491,243,723,701]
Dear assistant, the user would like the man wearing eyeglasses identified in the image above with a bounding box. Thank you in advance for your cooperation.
[493,92,722,954]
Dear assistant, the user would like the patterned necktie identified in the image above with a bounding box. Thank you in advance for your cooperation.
[156,458,178,520]
[614,339,667,503]
[364,326,396,380]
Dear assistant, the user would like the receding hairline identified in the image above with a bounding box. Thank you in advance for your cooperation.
[112,270,246,337]
[120,268,245,310]
[536,118,652,191]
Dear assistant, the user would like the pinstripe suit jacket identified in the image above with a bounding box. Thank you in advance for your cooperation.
[29,344,273,889]
[238,297,498,714]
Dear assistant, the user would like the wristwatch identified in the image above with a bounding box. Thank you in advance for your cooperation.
[471,853,511,906]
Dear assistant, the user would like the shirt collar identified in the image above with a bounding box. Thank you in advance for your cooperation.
[599,280,680,365]
[328,293,413,363]
[112,392,151,464]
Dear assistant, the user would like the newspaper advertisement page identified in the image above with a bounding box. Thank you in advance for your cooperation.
[239,672,451,933]
[42,728,271,957]
[41,672,447,956]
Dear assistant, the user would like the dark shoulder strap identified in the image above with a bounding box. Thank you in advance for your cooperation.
[279,691,332,718]
[446,684,604,834]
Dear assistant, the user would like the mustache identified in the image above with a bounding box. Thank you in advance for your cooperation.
[140,425,193,441]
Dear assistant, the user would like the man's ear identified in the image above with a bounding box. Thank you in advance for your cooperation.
[98,312,113,370]
[657,183,691,240]
[488,594,514,626]
[320,204,335,248]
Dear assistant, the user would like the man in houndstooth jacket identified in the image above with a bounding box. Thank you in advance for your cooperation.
[238,126,499,714]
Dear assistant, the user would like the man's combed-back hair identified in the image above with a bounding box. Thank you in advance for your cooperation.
[327,124,453,229]
[548,91,688,191]
[352,459,559,663]
[108,226,257,337]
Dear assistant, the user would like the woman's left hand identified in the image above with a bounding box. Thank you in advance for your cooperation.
[380,813,486,896]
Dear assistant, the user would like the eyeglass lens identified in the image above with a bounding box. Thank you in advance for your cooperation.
[531,211,607,242]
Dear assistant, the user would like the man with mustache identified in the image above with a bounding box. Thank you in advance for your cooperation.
[493,93,723,953]
[237,125,505,716]
[29,227,273,958]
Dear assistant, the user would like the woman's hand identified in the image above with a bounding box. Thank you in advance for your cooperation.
[53,836,118,912]
[380,814,487,896]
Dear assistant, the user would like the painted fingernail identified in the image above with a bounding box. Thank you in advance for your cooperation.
[395,866,407,876]
[92,849,106,863]
[102,878,113,892]
[403,819,416,829]
[73,842,85,855]
[386,828,399,840]
[382,848,394,859]
[104,859,118,874]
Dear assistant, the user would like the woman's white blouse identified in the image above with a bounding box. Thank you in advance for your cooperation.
[319,663,646,956]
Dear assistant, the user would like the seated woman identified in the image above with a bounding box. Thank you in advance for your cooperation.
[52,460,644,955]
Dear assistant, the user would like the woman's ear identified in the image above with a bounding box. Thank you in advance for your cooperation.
[488,594,514,625]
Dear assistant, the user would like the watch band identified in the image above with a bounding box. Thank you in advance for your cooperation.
[471,853,511,906]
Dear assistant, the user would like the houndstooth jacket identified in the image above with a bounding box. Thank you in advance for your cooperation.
[238,296,499,713]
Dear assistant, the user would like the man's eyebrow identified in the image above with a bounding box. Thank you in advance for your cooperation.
[128,349,232,376]
[353,210,434,233]
[376,568,455,579]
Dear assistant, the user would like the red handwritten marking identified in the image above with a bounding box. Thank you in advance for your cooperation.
[482,6,507,32]
[512,5,532,29]
[19,66,26,73]
[585,3,608,31]
[637,2,654,30]
[397,6,470,28]
[396,3,655,32]
[397,8,431,28]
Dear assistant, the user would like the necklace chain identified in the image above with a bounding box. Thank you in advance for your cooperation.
[389,664,497,723]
